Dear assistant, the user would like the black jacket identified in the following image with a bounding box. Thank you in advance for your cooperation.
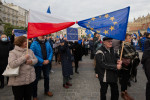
[95,45,118,83]
[72,42,82,61]
[0,35,14,73]
[144,37,150,51]
[141,38,150,81]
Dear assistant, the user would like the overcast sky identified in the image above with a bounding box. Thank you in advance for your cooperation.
[3,0,150,27]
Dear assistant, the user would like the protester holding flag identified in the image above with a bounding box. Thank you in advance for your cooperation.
[30,35,53,100]
[120,34,139,100]
[95,37,122,100]
[0,32,14,89]
[7,36,37,100]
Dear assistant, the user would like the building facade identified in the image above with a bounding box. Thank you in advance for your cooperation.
[0,1,28,29]
[127,14,150,34]
[0,2,18,26]
[5,2,29,27]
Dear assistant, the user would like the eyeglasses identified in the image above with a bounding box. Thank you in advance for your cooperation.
[106,40,112,43]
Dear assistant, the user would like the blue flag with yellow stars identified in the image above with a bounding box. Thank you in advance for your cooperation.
[85,29,93,35]
[77,7,130,41]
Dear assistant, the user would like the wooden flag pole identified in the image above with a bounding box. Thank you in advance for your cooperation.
[120,41,125,60]
[27,39,29,54]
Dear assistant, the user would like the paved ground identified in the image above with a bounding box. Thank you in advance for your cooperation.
[0,52,147,100]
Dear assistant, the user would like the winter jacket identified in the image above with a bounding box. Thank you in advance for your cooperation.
[8,46,38,86]
[0,35,14,74]
[59,42,73,76]
[30,40,53,67]
[144,37,150,50]
[72,42,82,61]
[142,38,150,81]
[95,45,118,83]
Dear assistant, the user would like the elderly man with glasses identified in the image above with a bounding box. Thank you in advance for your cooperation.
[95,37,122,100]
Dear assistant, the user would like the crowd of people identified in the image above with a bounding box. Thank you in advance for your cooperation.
[0,31,150,100]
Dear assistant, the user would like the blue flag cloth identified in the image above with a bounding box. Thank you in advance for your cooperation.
[47,6,51,14]
[56,35,59,38]
[147,28,150,33]
[78,7,130,41]
[13,29,27,37]
[91,34,94,38]
[132,33,137,38]
[138,30,141,36]
[67,28,78,41]
[85,29,93,35]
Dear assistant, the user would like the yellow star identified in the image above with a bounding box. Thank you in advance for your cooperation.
[86,24,90,28]
[88,21,91,24]
[103,30,109,35]
[104,14,109,18]
[96,30,100,33]
[110,17,115,21]
[109,26,115,31]
[99,16,101,18]
[113,22,118,25]
[90,28,94,30]
[91,17,96,21]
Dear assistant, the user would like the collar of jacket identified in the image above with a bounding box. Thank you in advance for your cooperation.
[14,45,27,52]
[36,38,46,44]
[124,42,131,46]
[0,40,9,44]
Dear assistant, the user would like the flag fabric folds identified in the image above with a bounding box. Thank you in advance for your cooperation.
[138,30,141,36]
[27,10,75,39]
[77,7,130,41]
[85,29,93,35]
[47,6,51,14]
[147,28,150,33]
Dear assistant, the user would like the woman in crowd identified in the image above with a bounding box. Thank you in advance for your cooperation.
[72,41,82,74]
[8,36,37,100]
[0,32,14,88]
[141,32,150,100]
[84,39,89,56]
[120,34,138,100]
[59,40,73,89]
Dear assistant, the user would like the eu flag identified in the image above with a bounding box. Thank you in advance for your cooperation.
[85,29,93,35]
[138,30,141,36]
[47,6,51,14]
[147,28,150,33]
[78,7,130,41]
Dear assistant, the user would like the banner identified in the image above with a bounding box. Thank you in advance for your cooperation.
[67,28,78,41]
[13,29,27,37]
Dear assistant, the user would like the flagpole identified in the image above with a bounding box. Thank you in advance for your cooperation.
[27,39,29,54]
[120,41,125,60]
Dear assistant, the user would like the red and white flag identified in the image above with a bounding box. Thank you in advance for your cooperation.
[27,10,75,38]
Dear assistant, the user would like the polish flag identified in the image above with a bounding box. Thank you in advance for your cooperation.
[27,10,75,39]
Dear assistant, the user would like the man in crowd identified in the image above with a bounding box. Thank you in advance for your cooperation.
[30,35,53,100]
[95,37,122,100]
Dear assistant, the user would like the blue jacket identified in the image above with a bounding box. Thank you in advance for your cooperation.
[30,40,53,67]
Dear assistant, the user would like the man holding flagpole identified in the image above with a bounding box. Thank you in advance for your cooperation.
[95,37,122,100]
